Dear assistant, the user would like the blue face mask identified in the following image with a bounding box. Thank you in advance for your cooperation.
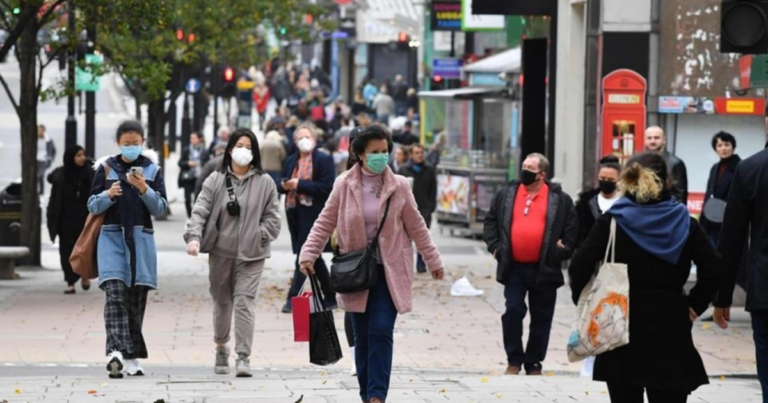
[120,145,142,162]
[365,153,389,174]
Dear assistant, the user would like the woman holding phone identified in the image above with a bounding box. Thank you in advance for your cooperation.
[88,120,168,379]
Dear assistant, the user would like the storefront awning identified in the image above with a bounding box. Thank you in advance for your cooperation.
[418,87,505,99]
[462,47,521,74]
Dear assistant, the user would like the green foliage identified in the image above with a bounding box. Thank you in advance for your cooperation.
[96,0,333,101]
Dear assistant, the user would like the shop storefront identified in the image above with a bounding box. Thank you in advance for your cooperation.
[418,87,519,236]
[659,96,767,214]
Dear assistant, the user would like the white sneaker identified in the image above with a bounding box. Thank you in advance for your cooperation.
[235,354,252,378]
[106,351,124,379]
[349,346,357,376]
[124,359,144,376]
[214,345,230,375]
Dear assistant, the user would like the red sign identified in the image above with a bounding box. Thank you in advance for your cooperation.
[740,55,752,90]
[688,192,705,216]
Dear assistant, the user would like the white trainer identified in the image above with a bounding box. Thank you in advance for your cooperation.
[124,359,144,376]
[106,351,124,379]
[349,346,357,376]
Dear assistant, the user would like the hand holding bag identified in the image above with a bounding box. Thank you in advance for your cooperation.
[70,164,111,280]
[567,218,630,363]
[330,197,391,294]
[292,279,319,342]
[308,272,343,366]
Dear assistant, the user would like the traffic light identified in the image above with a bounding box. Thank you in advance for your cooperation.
[223,66,235,83]
[278,26,287,36]
[176,29,184,41]
[721,0,768,54]
[398,32,409,43]
[187,33,196,43]
[221,66,236,98]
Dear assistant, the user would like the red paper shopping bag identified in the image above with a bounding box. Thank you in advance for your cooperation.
[292,289,314,342]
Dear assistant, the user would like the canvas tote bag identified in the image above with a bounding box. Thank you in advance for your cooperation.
[70,164,110,280]
[567,218,630,363]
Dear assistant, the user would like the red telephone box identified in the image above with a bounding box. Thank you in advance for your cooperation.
[601,69,647,163]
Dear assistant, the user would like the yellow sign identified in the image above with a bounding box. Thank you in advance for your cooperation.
[725,100,754,114]
[608,94,640,104]
[237,80,254,90]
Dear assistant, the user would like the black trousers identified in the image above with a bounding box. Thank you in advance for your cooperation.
[345,312,355,347]
[58,229,81,286]
[183,182,195,218]
[607,383,688,403]
[502,264,558,372]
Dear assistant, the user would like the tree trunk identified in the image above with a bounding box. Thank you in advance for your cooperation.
[18,14,41,266]
[147,97,166,170]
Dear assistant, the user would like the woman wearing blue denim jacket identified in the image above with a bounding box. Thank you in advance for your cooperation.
[87,120,168,379]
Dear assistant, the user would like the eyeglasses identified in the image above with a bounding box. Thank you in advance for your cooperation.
[524,195,533,216]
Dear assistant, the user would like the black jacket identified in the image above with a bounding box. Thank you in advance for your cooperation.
[277,149,336,254]
[664,151,688,205]
[699,155,740,233]
[568,213,721,392]
[483,181,578,285]
[398,162,437,216]
[575,188,601,247]
[178,146,210,188]
[716,148,768,312]
[46,164,94,242]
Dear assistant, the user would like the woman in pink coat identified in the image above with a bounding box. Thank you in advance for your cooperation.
[300,125,444,403]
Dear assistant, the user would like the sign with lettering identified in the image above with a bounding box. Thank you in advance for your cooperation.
[431,0,462,31]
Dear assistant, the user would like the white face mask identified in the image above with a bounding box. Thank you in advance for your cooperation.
[298,138,315,153]
[231,148,253,167]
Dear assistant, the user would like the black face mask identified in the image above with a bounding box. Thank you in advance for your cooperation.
[520,170,539,186]
[598,180,617,194]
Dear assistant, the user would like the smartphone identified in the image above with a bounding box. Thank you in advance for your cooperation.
[130,167,143,177]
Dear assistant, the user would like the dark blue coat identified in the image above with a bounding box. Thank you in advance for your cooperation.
[277,149,335,254]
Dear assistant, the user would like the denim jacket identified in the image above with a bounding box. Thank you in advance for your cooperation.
[87,150,168,289]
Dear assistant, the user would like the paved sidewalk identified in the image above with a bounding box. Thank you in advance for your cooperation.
[0,181,761,401]
[0,366,763,403]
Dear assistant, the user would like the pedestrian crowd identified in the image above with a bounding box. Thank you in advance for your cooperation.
[43,101,767,402]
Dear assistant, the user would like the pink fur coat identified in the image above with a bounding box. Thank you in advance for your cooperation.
[299,164,444,314]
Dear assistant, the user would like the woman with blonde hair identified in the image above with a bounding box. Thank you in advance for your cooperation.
[568,151,724,403]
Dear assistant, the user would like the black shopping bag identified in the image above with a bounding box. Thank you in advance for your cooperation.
[308,273,343,366]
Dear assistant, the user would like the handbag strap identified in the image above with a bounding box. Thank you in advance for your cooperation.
[308,272,326,312]
[603,218,617,264]
[369,197,392,249]
[225,173,237,202]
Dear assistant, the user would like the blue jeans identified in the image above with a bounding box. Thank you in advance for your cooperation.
[502,264,558,372]
[352,266,398,402]
[753,311,768,401]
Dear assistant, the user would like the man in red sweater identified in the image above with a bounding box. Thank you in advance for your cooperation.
[483,153,578,375]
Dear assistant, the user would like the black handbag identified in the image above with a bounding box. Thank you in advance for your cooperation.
[330,197,391,294]
[308,273,343,366]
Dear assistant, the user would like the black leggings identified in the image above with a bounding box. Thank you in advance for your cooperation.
[607,383,688,403]
[345,312,355,347]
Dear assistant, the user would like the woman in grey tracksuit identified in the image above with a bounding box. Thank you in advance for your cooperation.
[183,128,281,378]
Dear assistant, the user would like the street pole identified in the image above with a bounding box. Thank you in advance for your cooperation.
[85,22,96,158]
[213,63,219,139]
[65,2,77,149]
[181,93,190,151]
[168,98,177,154]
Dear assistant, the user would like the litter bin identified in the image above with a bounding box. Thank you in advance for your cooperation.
[0,182,22,246]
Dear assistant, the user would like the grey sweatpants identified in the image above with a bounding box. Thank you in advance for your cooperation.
[208,255,265,357]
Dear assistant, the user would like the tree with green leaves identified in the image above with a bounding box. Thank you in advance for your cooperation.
[96,0,333,170]
[0,0,167,266]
